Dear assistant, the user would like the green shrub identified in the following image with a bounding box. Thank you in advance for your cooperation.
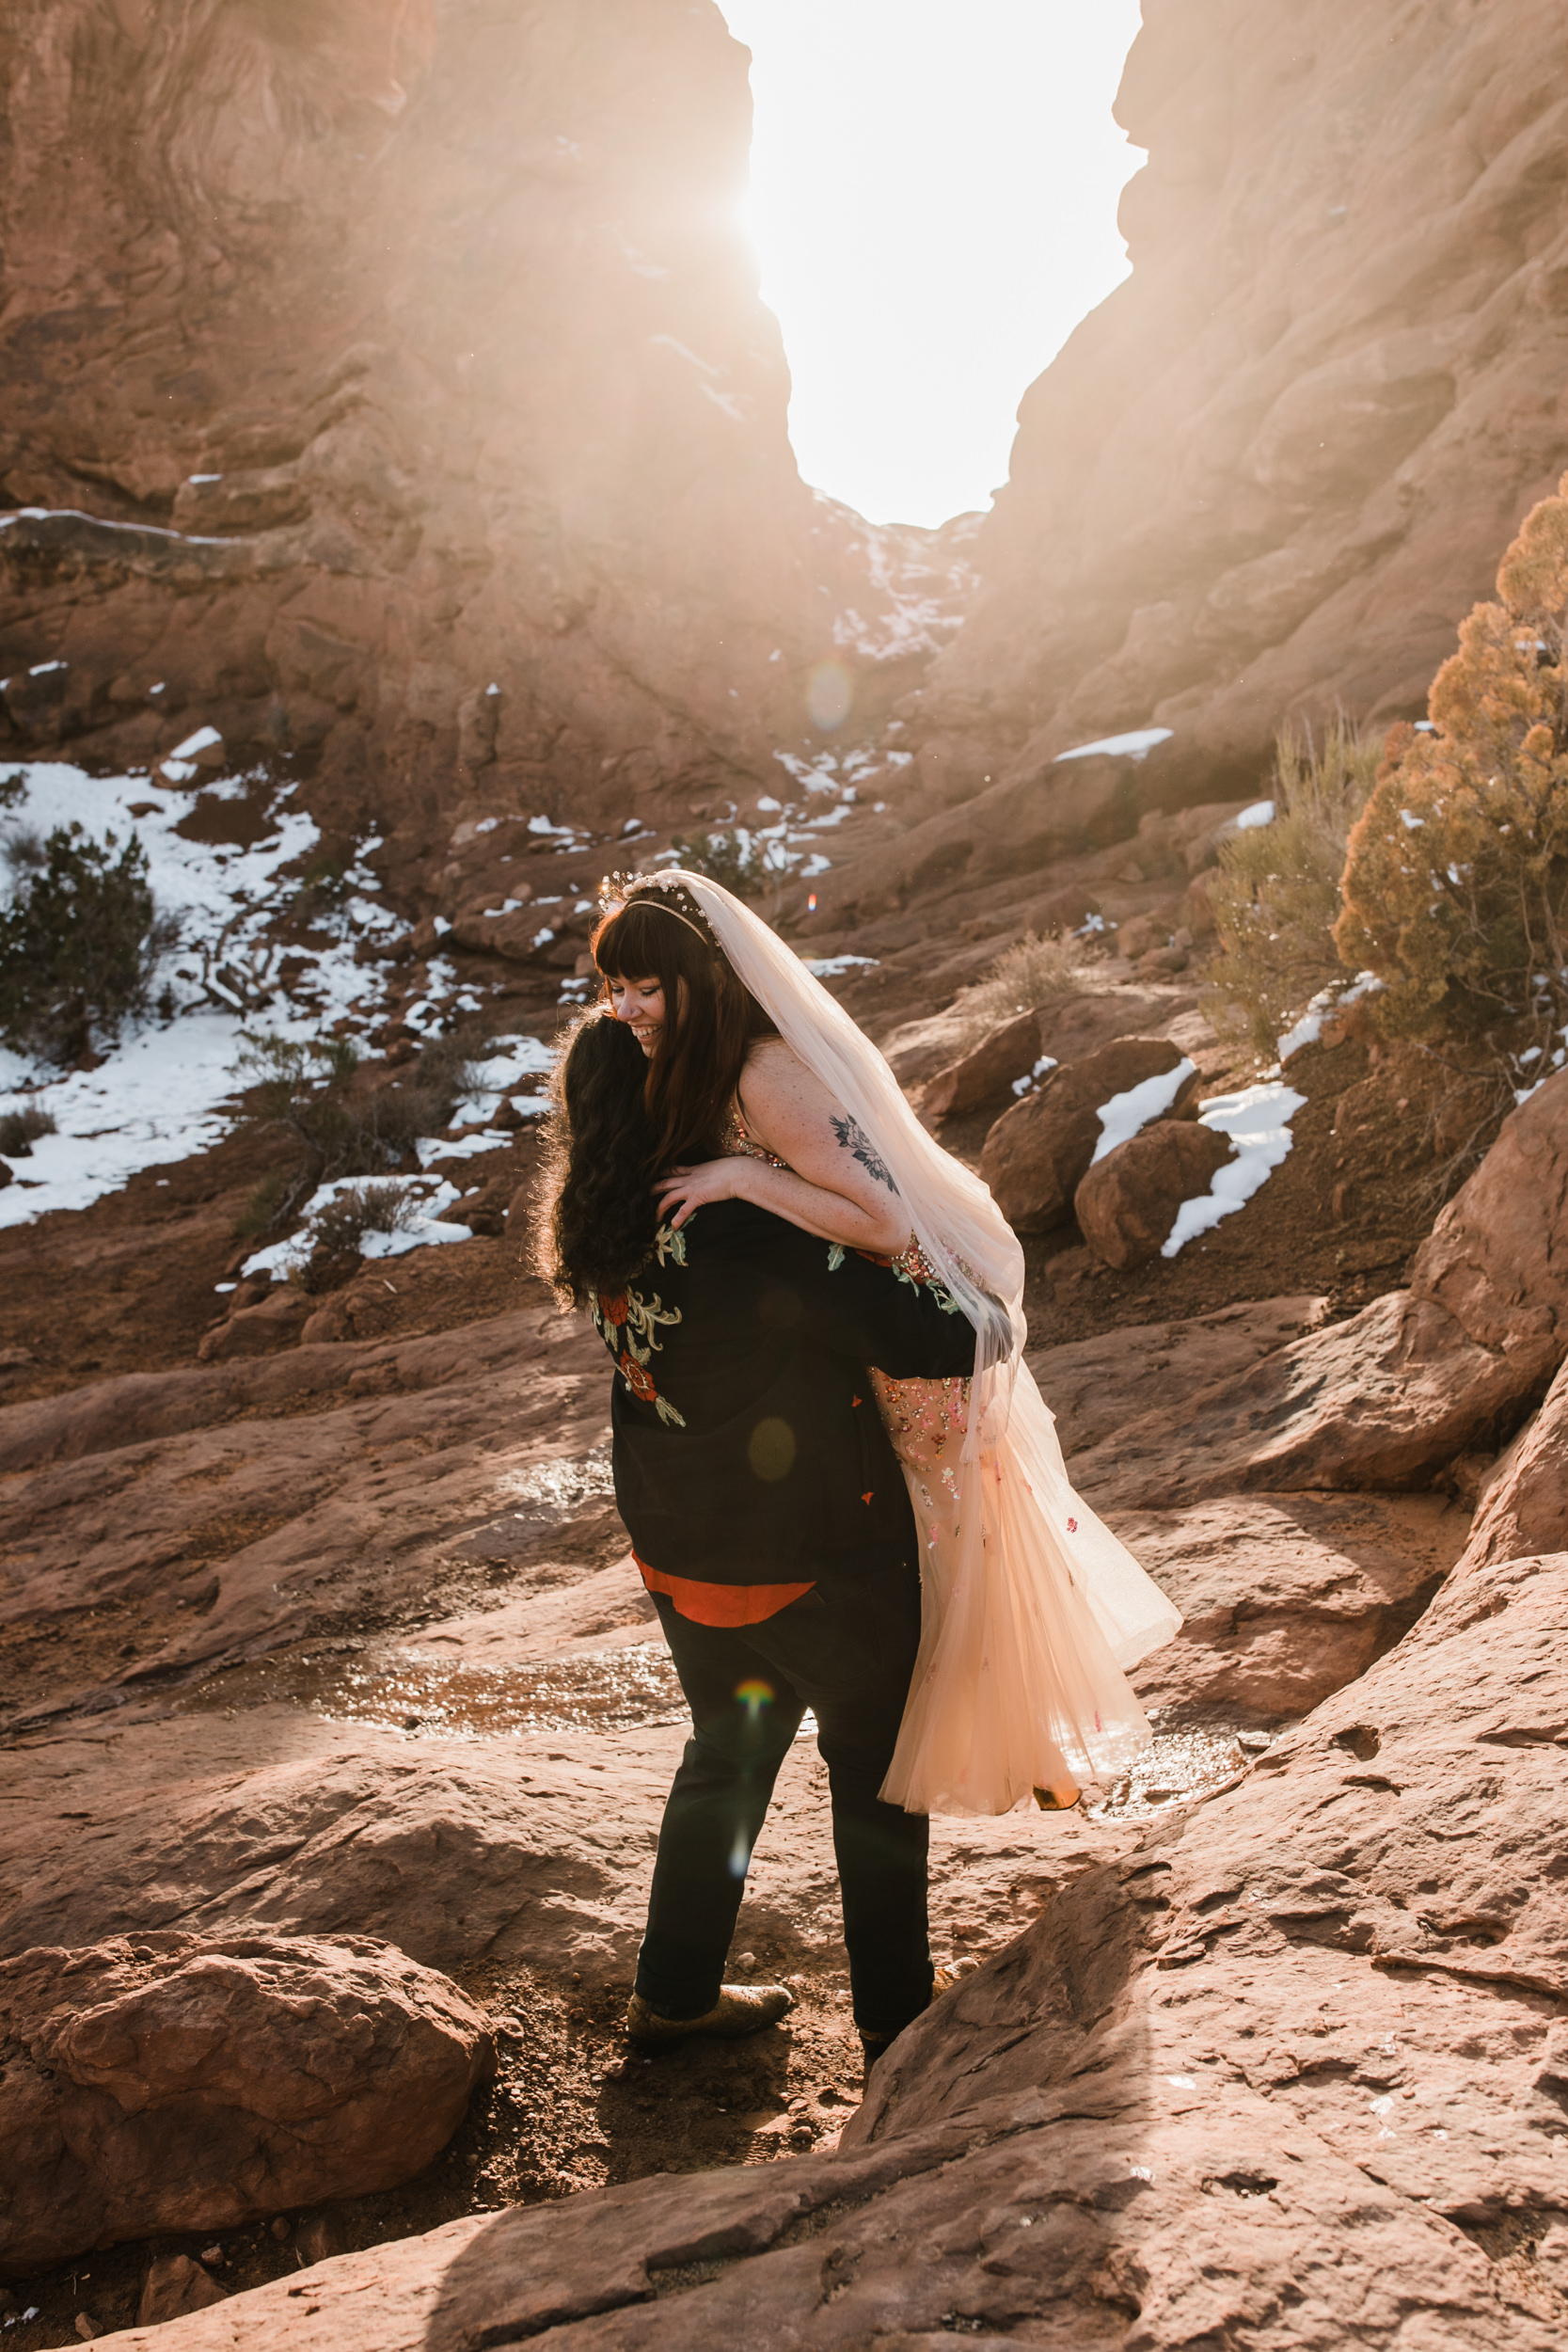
[1204,722,1383,1056]
[948,930,1092,1047]
[299,1180,417,1292]
[0,822,173,1063]
[1336,472,1568,1059]
[232,1025,486,1232]
[0,1104,56,1156]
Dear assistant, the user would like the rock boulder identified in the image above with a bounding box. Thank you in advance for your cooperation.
[1460,1355,1568,1570]
[1074,1117,1233,1269]
[920,1009,1040,1119]
[197,1290,310,1363]
[1071,1068,1568,1506]
[0,1931,493,2277]
[979,1036,1198,1232]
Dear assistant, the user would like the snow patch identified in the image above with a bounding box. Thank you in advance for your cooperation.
[239,1175,473,1282]
[1011,1054,1057,1098]
[1235,800,1275,831]
[1276,971,1384,1062]
[1162,1082,1307,1258]
[1091,1059,1196,1164]
[0,759,396,1229]
[1055,727,1173,764]
[170,724,222,760]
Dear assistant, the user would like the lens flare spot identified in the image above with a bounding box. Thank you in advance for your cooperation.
[729,1828,752,1879]
[736,1677,775,1724]
[806,659,852,731]
[748,1416,797,1482]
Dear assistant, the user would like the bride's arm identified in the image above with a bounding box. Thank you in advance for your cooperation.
[656,1042,912,1256]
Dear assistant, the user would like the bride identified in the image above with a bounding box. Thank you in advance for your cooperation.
[591,867,1181,1814]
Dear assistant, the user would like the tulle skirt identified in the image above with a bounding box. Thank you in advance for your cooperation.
[874,1361,1181,1816]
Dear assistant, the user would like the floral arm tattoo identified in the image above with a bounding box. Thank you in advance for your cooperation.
[830,1113,899,1194]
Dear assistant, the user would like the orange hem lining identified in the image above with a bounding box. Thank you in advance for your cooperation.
[634,1553,815,1628]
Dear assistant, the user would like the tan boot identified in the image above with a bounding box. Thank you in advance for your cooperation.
[626,1982,793,2047]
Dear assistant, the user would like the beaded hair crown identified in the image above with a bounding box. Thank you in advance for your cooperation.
[596,869,716,948]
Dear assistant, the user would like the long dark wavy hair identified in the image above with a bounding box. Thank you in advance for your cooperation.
[536,1011,666,1306]
[591,890,776,1168]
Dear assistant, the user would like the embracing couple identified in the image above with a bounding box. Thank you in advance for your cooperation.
[538,870,1180,2067]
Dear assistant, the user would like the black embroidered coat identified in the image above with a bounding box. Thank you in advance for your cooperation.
[591,1200,975,1583]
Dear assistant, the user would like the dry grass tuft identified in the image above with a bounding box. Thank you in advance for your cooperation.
[948,930,1093,1048]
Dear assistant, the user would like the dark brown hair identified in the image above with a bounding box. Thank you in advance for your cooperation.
[535,1011,663,1306]
[592,893,775,1167]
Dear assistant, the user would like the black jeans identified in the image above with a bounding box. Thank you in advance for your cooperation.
[635,1551,931,2041]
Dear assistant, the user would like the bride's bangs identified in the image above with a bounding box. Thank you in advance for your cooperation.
[592,898,702,986]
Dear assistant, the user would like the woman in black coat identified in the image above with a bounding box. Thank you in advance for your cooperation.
[540,1011,975,2060]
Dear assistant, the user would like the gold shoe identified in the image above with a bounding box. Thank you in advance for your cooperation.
[1033,1780,1082,1811]
[626,1983,793,2047]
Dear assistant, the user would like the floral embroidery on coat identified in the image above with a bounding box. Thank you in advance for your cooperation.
[591,1221,688,1426]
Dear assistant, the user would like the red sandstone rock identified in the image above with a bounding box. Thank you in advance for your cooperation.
[1036,987,1196,1065]
[979,1036,1198,1232]
[1072,1068,1568,1506]
[1027,1296,1326,1458]
[0,1,964,852]
[196,1289,309,1363]
[1119,1490,1463,1723]
[0,1931,492,2276]
[135,2257,226,2329]
[1460,1356,1568,1570]
[81,1549,1568,2352]
[920,1009,1040,1119]
[906,0,1568,827]
[1074,1118,1233,1269]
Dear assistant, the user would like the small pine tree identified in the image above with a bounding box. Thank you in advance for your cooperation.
[1336,472,1568,1056]
[0,822,164,1064]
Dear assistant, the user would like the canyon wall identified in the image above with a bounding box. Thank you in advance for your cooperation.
[0,0,949,883]
[905,0,1568,821]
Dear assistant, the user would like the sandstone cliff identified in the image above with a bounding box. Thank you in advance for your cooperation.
[904,0,1568,823]
[0,0,958,886]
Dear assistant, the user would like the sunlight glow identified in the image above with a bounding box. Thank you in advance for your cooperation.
[719,0,1146,528]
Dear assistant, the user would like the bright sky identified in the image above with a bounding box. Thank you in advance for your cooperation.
[717,0,1146,529]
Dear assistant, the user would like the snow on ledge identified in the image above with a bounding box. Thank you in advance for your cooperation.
[1054,727,1173,765]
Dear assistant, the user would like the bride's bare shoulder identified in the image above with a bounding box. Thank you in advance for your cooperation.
[747,1035,822,1096]
[739,1036,831,1114]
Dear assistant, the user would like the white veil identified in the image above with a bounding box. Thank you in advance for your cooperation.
[668,870,1182,1815]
